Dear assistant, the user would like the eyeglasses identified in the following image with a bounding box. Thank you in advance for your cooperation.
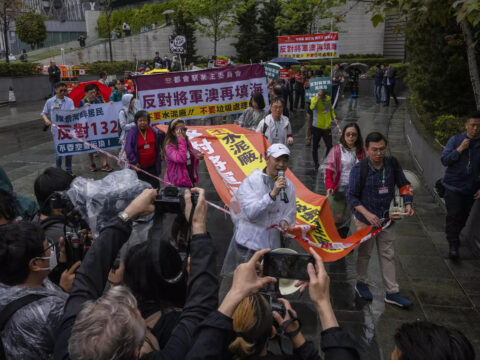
[345,132,358,137]
[370,148,386,154]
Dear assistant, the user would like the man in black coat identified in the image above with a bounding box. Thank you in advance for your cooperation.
[48,60,61,97]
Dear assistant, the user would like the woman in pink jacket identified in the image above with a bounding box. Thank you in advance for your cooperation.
[324,123,365,238]
[163,119,204,187]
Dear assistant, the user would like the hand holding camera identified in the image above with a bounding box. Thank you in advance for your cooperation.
[219,249,277,317]
[124,188,157,220]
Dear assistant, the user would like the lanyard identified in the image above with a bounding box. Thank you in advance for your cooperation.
[274,120,279,137]
[369,162,386,186]
[139,129,148,143]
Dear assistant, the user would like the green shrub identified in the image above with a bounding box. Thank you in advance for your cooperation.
[83,61,136,75]
[0,62,41,76]
[434,114,465,146]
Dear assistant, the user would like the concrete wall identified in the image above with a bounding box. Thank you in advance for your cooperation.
[335,0,385,55]
[0,75,98,103]
[44,25,238,65]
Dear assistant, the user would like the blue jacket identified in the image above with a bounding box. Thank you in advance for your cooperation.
[374,69,384,86]
[441,132,480,195]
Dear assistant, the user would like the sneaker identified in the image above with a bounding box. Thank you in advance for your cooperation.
[385,293,412,308]
[355,282,373,301]
[90,164,97,172]
[101,165,113,172]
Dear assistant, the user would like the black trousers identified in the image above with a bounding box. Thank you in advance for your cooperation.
[445,189,475,245]
[385,83,398,105]
[294,88,305,109]
[137,166,160,189]
[312,127,332,167]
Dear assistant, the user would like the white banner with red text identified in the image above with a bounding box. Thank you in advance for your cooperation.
[52,102,122,156]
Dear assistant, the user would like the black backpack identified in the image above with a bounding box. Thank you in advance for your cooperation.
[359,156,402,191]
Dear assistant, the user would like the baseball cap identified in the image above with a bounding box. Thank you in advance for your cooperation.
[266,143,290,158]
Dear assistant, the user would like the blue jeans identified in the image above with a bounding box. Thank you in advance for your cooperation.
[56,155,72,172]
[375,85,383,103]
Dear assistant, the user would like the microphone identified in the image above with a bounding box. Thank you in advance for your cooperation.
[278,171,289,203]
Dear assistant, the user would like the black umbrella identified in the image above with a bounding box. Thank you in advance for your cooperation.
[270,57,301,66]
[346,63,369,74]
[339,62,350,68]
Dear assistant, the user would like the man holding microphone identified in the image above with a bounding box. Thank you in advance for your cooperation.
[220,143,297,295]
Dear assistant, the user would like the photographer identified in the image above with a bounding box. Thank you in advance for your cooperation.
[186,248,359,360]
[54,187,218,360]
[0,222,68,359]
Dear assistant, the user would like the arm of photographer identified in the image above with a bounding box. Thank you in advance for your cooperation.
[186,248,360,360]
[143,189,218,360]
[54,189,157,360]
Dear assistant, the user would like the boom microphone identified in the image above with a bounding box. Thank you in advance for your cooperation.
[278,171,289,203]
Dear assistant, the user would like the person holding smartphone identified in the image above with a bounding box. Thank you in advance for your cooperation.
[163,118,204,187]
[220,143,296,297]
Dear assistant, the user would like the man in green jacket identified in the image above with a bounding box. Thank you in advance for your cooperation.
[310,90,335,171]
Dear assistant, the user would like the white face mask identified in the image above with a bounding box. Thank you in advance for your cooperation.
[36,244,57,271]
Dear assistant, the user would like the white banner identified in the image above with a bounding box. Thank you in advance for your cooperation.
[52,102,122,156]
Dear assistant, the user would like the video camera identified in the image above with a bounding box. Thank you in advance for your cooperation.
[65,230,92,266]
[154,185,198,214]
[47,191,87,229]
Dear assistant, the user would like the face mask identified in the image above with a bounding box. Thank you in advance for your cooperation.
[36,244,57,271]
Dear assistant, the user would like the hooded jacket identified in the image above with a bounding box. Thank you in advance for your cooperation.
[164,138,199,187]
[0,279,67,359]
[118,94,136,144]
[0,165,38,220]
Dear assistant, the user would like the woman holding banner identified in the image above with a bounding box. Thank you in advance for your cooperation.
[163,119,204,187]
[236,93,268,131]
[323,123,365,238]
[125,111,165,188]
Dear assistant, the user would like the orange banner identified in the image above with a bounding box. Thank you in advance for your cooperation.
[157,124,371,262]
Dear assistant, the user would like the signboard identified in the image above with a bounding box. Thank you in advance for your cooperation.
[215,56,229,67]
[169,35,187,54]
[264,62,281,80]
[306,77,332,102]
[278,32,339,60]
[136,64,269,124]
[52,102,122,156]
[279,69,294,81]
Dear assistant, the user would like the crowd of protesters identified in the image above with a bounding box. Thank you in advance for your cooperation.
[2,58,477,359]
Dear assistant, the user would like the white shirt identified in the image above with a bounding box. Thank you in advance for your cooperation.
[339,145,358,188]
[232,169,296,250]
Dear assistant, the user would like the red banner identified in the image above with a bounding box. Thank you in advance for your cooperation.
[278,32,339,60]
[157,124,371,262]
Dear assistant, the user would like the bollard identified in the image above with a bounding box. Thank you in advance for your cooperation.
[8,86,16,104]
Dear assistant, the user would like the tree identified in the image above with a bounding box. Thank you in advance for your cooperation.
[0,0,23,63]
[234,0,261,63]
[172,5,198,64]
[275,0,345,36]
[257,0,282,60]
[184,0,235,57]
[369,0,480,110]
[15,11,46,49]
[102,0,116,62]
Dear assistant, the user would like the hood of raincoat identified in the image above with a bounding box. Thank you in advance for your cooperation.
[121,93,134,109]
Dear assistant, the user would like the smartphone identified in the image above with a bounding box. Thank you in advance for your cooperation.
[263,252,315,281]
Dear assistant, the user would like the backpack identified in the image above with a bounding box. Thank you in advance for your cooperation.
[0,294,47,358]
[359,156,402,190]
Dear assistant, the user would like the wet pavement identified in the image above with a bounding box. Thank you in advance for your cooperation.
[1,94,480,359]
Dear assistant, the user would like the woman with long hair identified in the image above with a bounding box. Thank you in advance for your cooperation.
[163,119,203,187]
[324,123,366,238]
[124,110,165,188]
[236,93,269,131]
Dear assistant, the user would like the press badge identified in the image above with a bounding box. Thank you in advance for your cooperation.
[378,186,388,194]
[144,144,150,149]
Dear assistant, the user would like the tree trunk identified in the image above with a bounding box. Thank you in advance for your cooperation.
[3,11,9,63]
[460,19,480,111]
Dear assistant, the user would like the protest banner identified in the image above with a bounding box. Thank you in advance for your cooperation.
[52,102,122,156]
[215,56,229,67]
[136,64,269,124]
[156,124,372,262]
[169,35,187,55]
[279,68,294,81]
[306,77,332,102]
[264,62,281,80]
[278,32,339,60]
